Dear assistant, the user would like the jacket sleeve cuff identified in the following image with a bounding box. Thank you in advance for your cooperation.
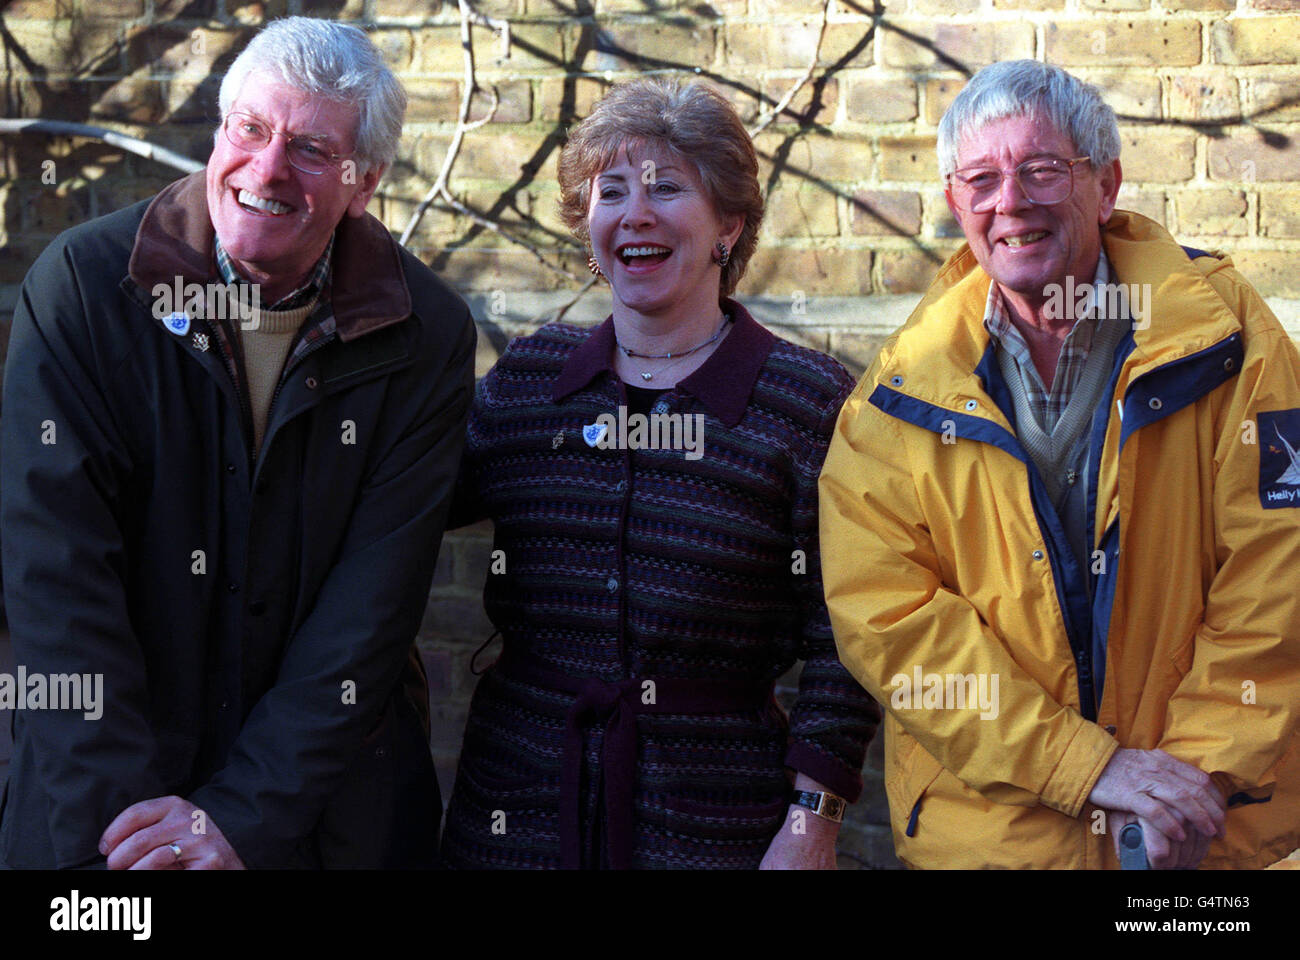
[784,741,864,803]
[1039,721,1118,817]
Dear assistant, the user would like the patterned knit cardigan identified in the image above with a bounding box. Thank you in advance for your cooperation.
[441,301,881,869]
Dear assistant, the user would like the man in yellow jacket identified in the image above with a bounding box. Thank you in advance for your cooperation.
[820,60,1300,869]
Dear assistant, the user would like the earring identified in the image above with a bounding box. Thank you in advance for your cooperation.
[587,253,603,278]
[713,241,730,268]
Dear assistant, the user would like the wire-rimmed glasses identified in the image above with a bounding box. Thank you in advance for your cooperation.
[221,112,353,176]
[946,156,1092,213]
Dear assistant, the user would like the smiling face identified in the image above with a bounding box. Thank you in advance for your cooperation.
[587,141,743,327]
[206,74,383,302]
[945,113,1121,320]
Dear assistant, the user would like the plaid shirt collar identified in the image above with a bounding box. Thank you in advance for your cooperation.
[214,232,334,312]
[984,248,1114,429]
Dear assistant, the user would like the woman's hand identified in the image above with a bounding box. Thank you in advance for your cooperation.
[759,774,843,870]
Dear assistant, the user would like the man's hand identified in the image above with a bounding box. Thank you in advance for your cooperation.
[1089,748,1225,859]
[1106,811,1214,870]
[100,796,246,870]
[760,805,840,870]
[760,774,842,870]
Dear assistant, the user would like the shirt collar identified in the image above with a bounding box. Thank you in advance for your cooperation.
[213,232,334,311]
[984,246,1113,348]
[552,298,776,428]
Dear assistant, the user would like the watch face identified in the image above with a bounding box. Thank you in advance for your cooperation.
[822,796,845,820]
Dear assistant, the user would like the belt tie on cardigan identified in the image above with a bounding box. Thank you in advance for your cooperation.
[497,649,773,870]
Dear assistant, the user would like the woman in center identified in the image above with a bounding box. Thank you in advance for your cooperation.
[441,77,879,869]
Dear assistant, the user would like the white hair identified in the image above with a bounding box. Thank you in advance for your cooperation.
[217,16,407,172]
[937,60,1120,177]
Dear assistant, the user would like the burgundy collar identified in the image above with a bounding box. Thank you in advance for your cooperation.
[127,170,412,342]
[552,299,775,428]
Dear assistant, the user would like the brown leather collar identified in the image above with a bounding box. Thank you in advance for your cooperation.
[127,170,412,341]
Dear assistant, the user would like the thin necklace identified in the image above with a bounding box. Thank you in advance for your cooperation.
[616,314,730,382]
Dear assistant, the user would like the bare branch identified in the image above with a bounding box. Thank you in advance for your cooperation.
[748,0,831,138]
[0,119,204,174]
[544,275,601,324]
[440,193,582,283]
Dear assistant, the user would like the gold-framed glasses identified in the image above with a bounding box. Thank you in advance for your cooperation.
[946,156,1091,212]
[222,112,352,176]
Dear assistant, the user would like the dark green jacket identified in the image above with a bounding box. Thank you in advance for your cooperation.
[1,171,474,868]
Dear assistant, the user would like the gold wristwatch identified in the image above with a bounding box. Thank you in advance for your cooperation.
[791,789,846,823]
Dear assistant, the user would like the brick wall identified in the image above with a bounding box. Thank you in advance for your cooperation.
[3,0,1298,868]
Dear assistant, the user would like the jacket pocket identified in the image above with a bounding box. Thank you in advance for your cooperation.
[885,724,946,839]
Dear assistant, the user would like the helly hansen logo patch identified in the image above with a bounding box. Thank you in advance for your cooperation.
[1259,409,1300,508]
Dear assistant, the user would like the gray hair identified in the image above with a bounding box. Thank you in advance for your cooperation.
[937,60,1120,178]
[218,16,407,172]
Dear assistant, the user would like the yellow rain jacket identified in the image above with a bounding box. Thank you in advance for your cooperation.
[820,211,1300,869]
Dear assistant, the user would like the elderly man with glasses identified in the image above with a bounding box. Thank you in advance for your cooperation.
[820,60,1300,869]
[0,17,474,868]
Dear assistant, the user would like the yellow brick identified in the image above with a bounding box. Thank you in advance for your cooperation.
[882,21,1035,69]
[879,136,939,181]
[300,0,365,17]
[428,248,576,293]
[766,185,840,238]
[538,77,610,122]
[1118,129,1195,181]
[923,77,966,126]
[1209,131,1300,182]
[5,0,142,13]
[1251,79,1300,121]
[880,247,955,293]
[371,0,436,17]
[1081,0,1149,10]
[745,246,868,296]
[914,0,978,11]
[456,131,558,181]
[759,77,839,126]
[1168,72,1241,122]
[1161,0,1233,8]
[1230,251,1300,298]
[404,79,462,123]
[587,23,716,71]
[726,21,851,68]
[416,27,466,74]
[993,0,1065,8]
[93,75,166,125]
[756,133,874,183]
[926,193,964,239]
[470,81,533,124]
[846,78,918,123]
[372,28,415,72]
[1260,188,1300,238]
[469,0,524,14]
[1212,16,1300,65]
[1087,72,1162,120]
[126,25,243,76]
[1116,189,1168,227]
[851,190,922,236]
[1045,20,1202,67]
[1176,189,1250,236]
[1,18,124,79]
